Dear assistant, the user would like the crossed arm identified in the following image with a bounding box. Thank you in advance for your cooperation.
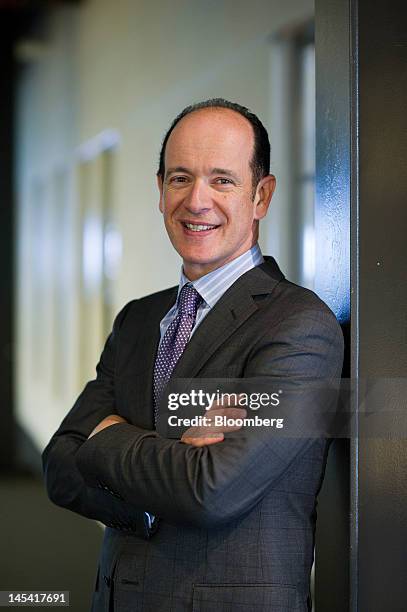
[42,300,344,530]
[88,406,242,445]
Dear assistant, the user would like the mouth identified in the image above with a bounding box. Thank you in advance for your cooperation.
[181,221,220,234]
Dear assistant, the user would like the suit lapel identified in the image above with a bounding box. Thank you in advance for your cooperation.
[171,257,284,379]
[137,287,178,427]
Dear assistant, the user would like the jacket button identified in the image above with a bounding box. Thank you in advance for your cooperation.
[103,575,111,587]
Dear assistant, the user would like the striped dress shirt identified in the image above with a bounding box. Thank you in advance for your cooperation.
[159,243,264,341]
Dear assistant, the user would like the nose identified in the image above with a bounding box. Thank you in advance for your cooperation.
[184,178,212,215]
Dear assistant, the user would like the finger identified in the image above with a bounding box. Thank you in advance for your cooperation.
[181,433,224,446]
[180,409,247,439]
[181,428,224,439]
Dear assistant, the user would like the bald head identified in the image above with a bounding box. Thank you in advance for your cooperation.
[164,108,255,193]
[157,98,270,198]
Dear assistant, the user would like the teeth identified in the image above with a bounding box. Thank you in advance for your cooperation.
[184,223,217,232]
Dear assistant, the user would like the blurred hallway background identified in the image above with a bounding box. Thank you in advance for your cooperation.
[1,0,316,608]
[0,471,102,610]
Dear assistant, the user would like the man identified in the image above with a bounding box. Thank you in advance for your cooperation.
[42,99,344,612]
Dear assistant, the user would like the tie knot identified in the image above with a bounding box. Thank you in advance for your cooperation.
[178,283,202,316]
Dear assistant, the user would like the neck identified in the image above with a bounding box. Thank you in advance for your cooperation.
[183,242,258,281]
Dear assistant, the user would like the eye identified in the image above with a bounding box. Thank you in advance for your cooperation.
[214,177,233,185]
[169,175,188,183]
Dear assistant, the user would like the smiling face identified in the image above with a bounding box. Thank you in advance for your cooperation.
[158,108,276,280]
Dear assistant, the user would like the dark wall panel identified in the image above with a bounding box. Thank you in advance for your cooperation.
[314,0,351,610]
[358,0,407,610]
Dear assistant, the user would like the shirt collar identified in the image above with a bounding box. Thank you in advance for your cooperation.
[178,243,264,309]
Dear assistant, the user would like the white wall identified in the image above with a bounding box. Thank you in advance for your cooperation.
[15,0,313,449]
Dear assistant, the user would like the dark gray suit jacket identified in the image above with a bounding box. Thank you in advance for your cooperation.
[42,257,344,612]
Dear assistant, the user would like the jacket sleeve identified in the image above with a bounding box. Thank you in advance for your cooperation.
[42,300,148,533]
[74,304,344,529]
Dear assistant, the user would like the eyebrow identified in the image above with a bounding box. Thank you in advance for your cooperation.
[165,166,241,182]
[165,166,191,177]
[211,167,241,182]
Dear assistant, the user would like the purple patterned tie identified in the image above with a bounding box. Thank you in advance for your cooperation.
[153,283,203,424]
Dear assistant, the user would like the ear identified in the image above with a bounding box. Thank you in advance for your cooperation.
[157,175,164,213]
[253,175,276,220]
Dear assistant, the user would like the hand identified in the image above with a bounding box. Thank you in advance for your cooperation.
[181,407,247,447]
[88,414,128,439]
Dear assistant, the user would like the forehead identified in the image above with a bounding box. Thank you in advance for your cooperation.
[165,108,254,171]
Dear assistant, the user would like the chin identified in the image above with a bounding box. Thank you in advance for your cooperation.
[180,246,220,261]
[182,255,216,267]
[174,244,213,261]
